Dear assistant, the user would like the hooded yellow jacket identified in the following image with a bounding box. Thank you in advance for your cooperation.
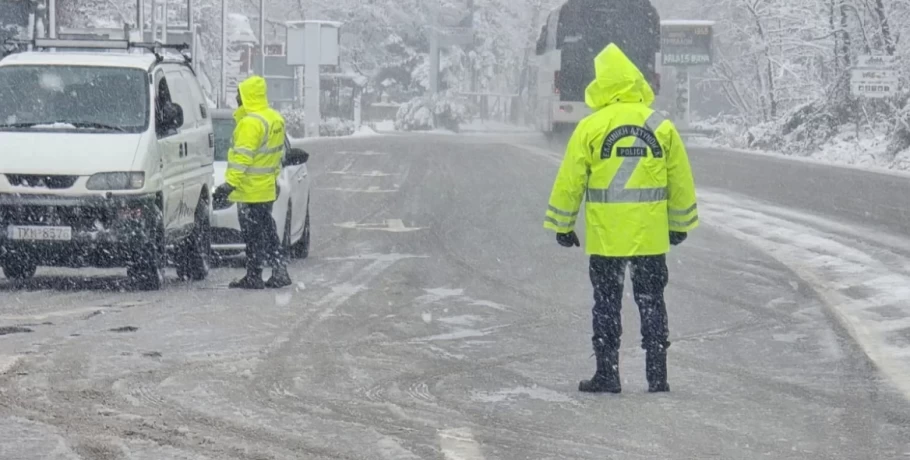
[225,76,287,203]
[544,44,698,257]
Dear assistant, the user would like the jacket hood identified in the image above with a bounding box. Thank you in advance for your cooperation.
[584,43,655,110]
[238,75,270,112]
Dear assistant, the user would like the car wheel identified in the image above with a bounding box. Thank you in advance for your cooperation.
[281,205,292,256]
[2,258,37,280]
[176,198,211,281]
[290,200,310,260]
[128,208,166,291]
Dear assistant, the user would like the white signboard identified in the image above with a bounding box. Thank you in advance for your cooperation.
[851,55,900,98]
[286,21,340,66]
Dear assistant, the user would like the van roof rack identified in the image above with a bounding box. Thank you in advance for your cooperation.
[2,37,192,65]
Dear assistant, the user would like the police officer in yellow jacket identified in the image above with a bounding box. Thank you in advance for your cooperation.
[544,44,698,393]
[213,75,291,290]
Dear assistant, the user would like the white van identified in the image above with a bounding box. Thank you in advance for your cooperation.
[0,40,214,290]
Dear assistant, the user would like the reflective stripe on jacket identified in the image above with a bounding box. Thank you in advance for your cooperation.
[544,43,698,257]
[225,75,286,203]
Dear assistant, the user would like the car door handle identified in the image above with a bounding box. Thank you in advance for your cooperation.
[179,142,189,157]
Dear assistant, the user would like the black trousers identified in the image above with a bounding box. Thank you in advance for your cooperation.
[238,202,284,271]
[589,255,670,352]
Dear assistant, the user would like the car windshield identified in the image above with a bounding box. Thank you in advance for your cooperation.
[213,117,234,161]
[0,65,149,133]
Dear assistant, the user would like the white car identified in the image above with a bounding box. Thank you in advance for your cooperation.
[210,109,311,259]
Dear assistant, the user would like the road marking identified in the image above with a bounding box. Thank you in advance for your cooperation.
[0,355,21,374]
[0,306,116,322]
[325,253,429,262]
[335,150,386,155]
[328,170,395,177]
[318,185,398,193]
[439,427,485,460]
[333,219,426,232]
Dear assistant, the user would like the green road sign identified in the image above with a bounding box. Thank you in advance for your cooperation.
[660,20,713,66]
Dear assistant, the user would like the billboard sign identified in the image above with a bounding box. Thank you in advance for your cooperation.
[660,20,713,66]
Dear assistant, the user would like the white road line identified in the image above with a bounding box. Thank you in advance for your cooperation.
[333,220,426,232]
[0,306,114,322]
[439,427,485,460]
[328,170,395,177]
[335,150,387,155]
[0,355,21,375]
[318,186,398,193]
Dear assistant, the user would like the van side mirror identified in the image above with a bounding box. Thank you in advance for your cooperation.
[160,102,184,130]
[284,147,309,166]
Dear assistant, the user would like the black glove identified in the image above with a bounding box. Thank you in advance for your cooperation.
[669,231,687,246]
[213,183,235,207]
[556,231,580,248]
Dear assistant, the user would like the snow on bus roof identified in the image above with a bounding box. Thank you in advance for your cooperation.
[661,19,716,26]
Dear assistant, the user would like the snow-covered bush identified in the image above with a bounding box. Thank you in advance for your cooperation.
[320,117,356,137]
[394,92,469,132]
[283,109,307,138]
[282,110,355,138]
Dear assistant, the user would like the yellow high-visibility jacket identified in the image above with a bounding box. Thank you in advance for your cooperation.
[225,75,287,203]
[544,44,698,257]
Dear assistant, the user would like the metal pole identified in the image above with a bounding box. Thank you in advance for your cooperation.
[429,0,439,95]
[161,0,168,43]
[304,22,321,137]
[188,0,196,71]
[48,0,56,38]
[137,0,144,40]
[220,0,228,107]
[150,0,157,41]
[259,0,266,76]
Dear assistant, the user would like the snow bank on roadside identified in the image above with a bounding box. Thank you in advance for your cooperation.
[700,188,910,400]
[689,119,910,172]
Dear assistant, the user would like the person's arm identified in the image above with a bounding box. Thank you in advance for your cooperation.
[225,116,265,190]
[661,121,699,234]
[544,123,590,234]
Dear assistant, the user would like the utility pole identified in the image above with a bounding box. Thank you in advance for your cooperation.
[137,0,145,40]
[259,0,266,76]
[48,0,56,38]
[428,0,439,95]
[221,0,228,107]
[150,0,157,41]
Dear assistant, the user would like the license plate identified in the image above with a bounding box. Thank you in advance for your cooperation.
[7,225,73,241]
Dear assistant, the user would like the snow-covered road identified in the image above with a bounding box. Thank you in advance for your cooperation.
[1,133,909,459]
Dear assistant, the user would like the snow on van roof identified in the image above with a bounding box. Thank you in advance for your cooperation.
[0,51,158,69]
[661,19,716,26]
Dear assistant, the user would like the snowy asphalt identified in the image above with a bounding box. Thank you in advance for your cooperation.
[1,133,910,459]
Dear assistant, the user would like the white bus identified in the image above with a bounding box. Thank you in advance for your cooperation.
[530,0,661,139]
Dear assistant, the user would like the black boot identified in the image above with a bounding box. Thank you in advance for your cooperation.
[229,269,264,289]
[265,266,292,289]
[646,346,670,393]
[579,348,621,393]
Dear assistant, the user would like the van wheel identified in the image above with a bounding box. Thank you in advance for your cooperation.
[176,200,211,281]
[290,200,310,260]
[128,209,166,291]
[2,258,37,280]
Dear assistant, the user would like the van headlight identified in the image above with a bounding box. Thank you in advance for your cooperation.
[86,172,145,190]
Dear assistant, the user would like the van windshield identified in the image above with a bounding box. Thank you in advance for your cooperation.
[0,65,149,133]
